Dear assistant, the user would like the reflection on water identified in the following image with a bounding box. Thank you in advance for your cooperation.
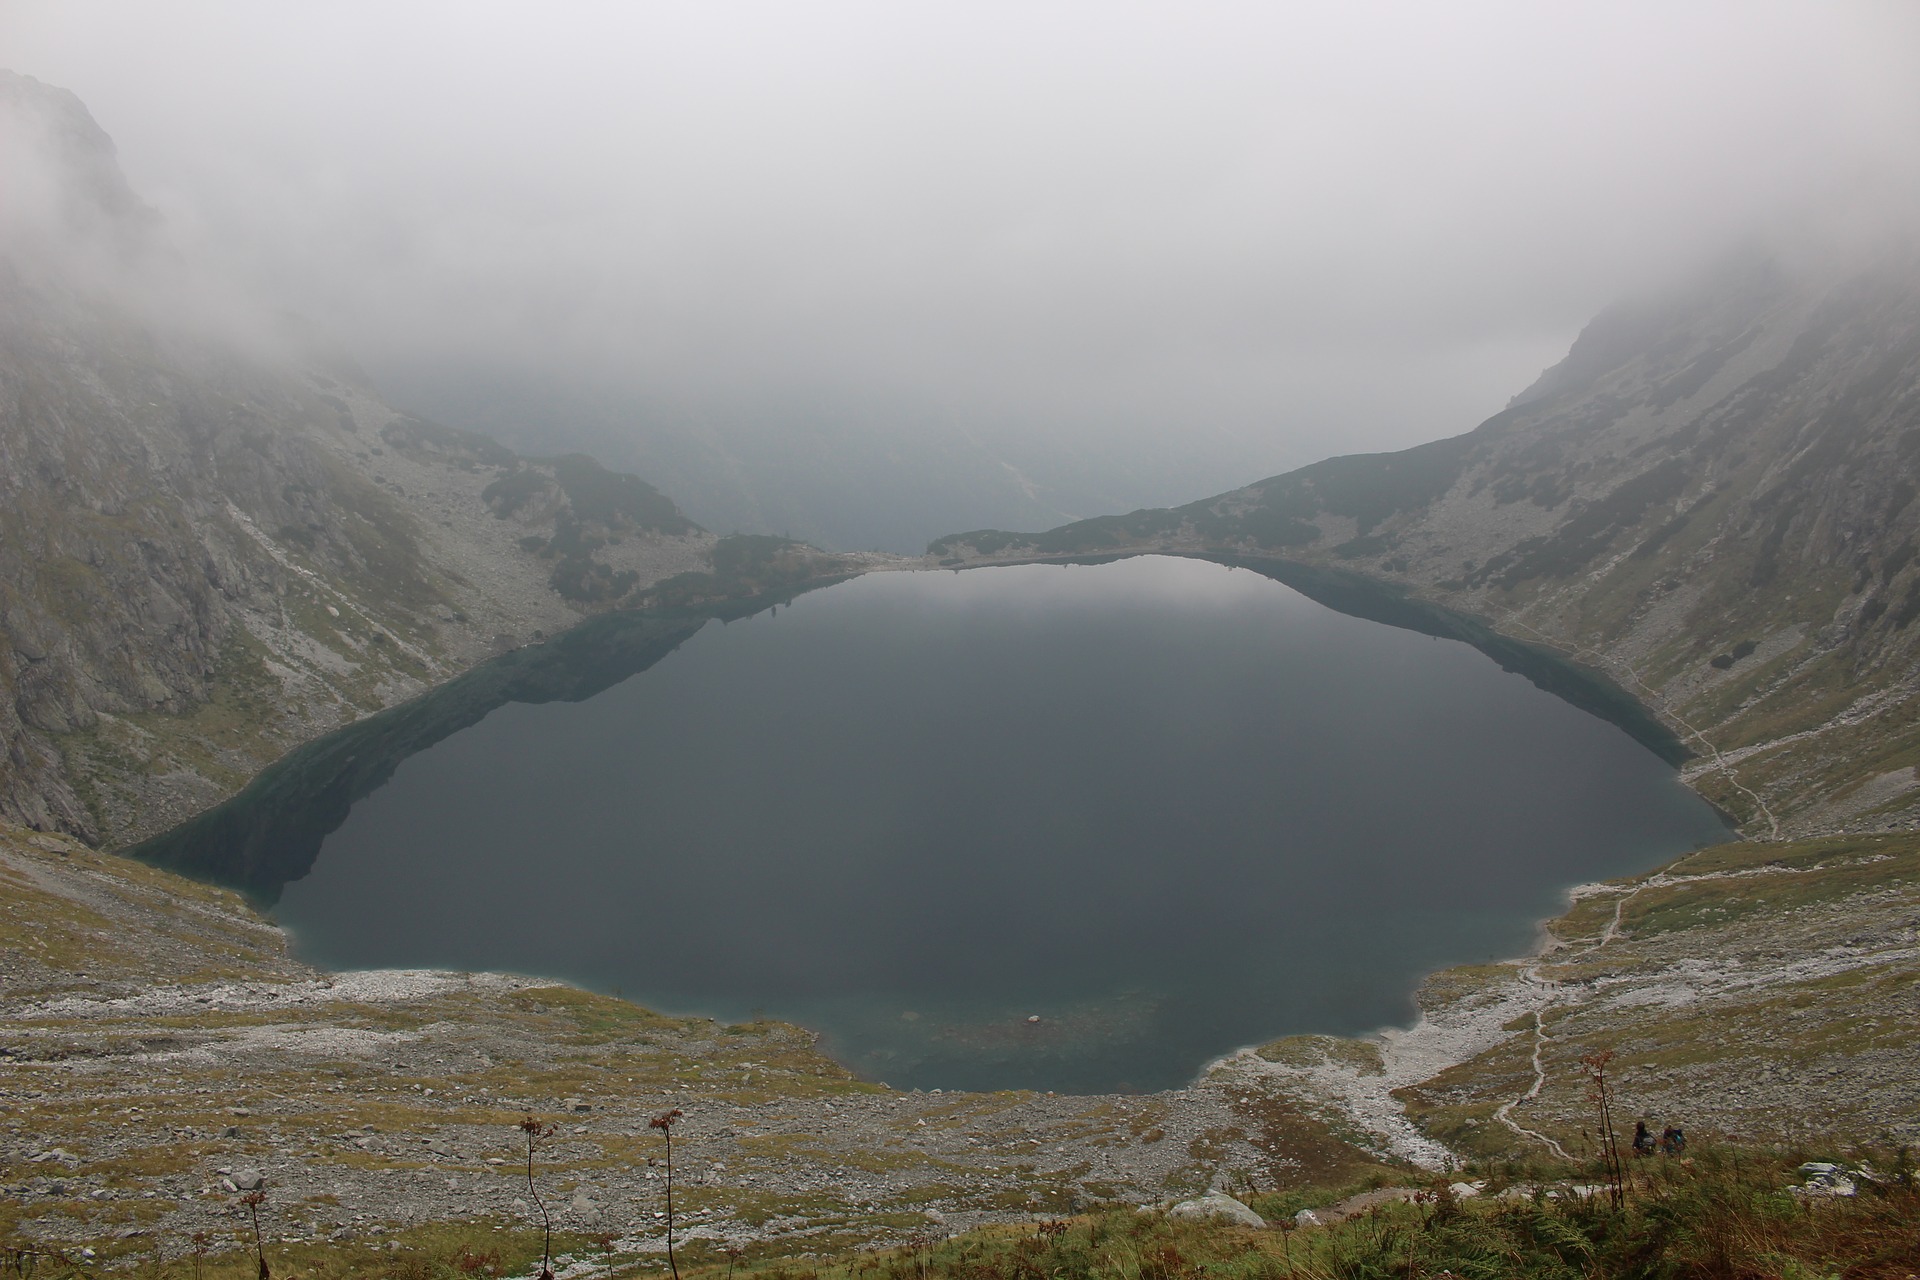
[268,556,1727,1093]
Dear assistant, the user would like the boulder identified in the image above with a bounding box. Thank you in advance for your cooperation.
[1168,1192,1266,1228]
[1793,1163,1857,1198]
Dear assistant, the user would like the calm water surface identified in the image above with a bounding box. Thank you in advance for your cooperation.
[277,557,1726,1092]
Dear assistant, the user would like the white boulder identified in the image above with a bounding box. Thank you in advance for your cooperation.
[1167,1192,1267,1228]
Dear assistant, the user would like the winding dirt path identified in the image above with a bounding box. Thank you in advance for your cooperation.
[1493,1004,1572,1160]
[1487,868,1677,1156]
[1479,853,1888,1157]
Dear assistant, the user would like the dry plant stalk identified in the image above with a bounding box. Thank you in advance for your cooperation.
[650,1108,686,1280]
[1582,1049,1627,1211]
[238,1189,270,1280]
[518,1115,559,1280]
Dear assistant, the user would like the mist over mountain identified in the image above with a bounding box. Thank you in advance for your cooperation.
[370,366,1287,552]
[9,3,1919,550]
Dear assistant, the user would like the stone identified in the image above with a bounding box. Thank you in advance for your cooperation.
[1793,1163,1857,1198]
[1168,1192,1266,1228]
[229,1169,265,1191]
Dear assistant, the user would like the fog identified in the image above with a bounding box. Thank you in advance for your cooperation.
[5,2,1919,549]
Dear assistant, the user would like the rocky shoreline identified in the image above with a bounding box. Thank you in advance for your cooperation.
[0,825,1392,1253]
[8,812,1918,1255]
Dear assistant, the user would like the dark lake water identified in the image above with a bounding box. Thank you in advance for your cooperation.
[274,556,1727,1093]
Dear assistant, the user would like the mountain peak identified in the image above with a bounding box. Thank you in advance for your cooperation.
[0,66,156,251]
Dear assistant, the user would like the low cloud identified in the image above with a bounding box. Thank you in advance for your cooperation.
[0,72,298,366]
[5,2,1919,537]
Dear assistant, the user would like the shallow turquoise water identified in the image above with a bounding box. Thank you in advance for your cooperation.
[275,556,1726,1093]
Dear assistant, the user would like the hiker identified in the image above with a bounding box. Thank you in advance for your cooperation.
[1633,1121,1657,1155]
[1661,1126,1685,1155]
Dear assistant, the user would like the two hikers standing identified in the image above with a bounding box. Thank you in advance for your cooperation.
[1633,1120,1686,1155]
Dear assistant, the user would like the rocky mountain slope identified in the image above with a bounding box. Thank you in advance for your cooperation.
[932,250,1920,842]
[0,70,726,848]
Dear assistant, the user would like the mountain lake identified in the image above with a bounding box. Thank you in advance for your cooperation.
[271,555,1729,1093]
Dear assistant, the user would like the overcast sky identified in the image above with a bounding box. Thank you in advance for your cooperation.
[6,1,1920,511]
